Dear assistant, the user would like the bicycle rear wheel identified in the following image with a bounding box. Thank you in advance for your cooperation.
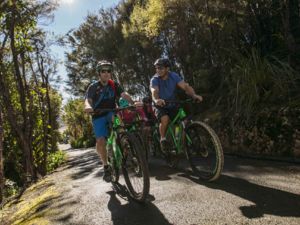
[146,128,160,158]
[185,121,224,181]
[121,133,150,202]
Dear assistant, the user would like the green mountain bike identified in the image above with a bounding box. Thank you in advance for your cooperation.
[93,106,150,202]
[149,99,224,181]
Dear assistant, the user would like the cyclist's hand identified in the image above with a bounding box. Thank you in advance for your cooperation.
[192,94,203,103]
[85,107,94,113]
[155,99,165,107]
[134,101,143,108]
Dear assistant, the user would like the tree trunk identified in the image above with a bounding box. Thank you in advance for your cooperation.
[0,107,4,203]
[9,1,35,181]
[288,0,300,68]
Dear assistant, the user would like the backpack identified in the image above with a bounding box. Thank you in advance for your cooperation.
[93,79,116,109]
[107,79,116,95]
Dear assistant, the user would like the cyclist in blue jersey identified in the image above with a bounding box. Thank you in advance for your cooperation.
[150,58,203,152]
[85,60,134,182]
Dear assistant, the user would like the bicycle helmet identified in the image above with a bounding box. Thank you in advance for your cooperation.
[96,60,113,73]
[153,58,171,67]
[119,97,129,107]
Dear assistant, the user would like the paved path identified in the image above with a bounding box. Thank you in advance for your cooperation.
[3,145,300,225]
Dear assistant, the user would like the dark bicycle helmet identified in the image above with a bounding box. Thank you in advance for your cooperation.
[96,60,113,72]
[153,58,171,67]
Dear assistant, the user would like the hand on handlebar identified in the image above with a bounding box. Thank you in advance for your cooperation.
[134,101,143,108]
[85,107,94,113]
[192,94,203,103]
[154,99,166,107]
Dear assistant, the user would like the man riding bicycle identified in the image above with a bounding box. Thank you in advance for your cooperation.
[84,60,134,182]
[150,58,203,153]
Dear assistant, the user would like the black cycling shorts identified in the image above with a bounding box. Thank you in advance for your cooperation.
[154,106,178,122]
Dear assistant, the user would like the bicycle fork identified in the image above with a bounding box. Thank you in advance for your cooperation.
[107,133,122,169]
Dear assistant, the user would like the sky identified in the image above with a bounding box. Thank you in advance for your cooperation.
[40,0,121,103]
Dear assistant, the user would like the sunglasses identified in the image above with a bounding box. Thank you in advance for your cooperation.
[100,69,112,73]
[155,66,165,70]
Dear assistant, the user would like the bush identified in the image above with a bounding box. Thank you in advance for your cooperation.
[219,107,300,157]
[70,136,95,149]
[3,179,20,198]
[59,131,70,144]
[46,150,66,173]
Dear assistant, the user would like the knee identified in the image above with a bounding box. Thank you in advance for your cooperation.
[160,116,169,126]
[96,137,106,147]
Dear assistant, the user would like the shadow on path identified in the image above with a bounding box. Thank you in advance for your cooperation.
[180,173,300,219]
[107,183,172,225]
[65,149,101,180]
[147,157,191,181]
[222,155,300,174]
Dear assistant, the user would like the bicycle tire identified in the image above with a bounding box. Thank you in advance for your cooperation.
[121,133,150,202]
[152,127,162,157]
[145,129,160,159]
[136,131,148,161]
[185,121,224,181]
[107,144,120,183]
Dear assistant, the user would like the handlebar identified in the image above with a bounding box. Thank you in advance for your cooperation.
[89,105,136,115]
[154,98,201,106]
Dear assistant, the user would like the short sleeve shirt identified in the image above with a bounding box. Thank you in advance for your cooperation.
[85,80,124,110]
[150,71,183,101]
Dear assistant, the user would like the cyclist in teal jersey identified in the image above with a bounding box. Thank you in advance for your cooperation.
[85,60,134,182]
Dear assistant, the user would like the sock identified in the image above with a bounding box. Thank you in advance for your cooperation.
[160,137,166,142]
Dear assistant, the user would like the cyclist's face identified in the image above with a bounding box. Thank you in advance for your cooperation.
[155,66,169,77]
[99,67,112,82]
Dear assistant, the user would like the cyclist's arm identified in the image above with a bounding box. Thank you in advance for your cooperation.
[151,86,165,106]
[84,98,93,113]
[177,81,203,101]
[85,84,95,113]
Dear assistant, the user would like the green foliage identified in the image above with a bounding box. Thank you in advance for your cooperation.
[220,107,299,156]
[70,136,95,149]
[62,99,95,149]
[64,0,300,157]
[3,128,23,186]
[3,179,20,198]
[227,49,298,121]
[46,150,66,173]
[0,0,62,186]
[123,0,166,37]
[59,131,69,144]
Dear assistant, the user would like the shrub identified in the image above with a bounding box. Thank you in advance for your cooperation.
[46,150,66,173]
[70,136,95,149]
[3,179,20,198]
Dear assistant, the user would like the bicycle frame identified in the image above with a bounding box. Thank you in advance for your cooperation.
[107,115,124,169]
[149,99,223,180]
[164,107,191,154]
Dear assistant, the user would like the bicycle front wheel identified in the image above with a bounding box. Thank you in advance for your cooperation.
[107,144,120,183]
[121,133,150,202]
[185,121,224,181]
